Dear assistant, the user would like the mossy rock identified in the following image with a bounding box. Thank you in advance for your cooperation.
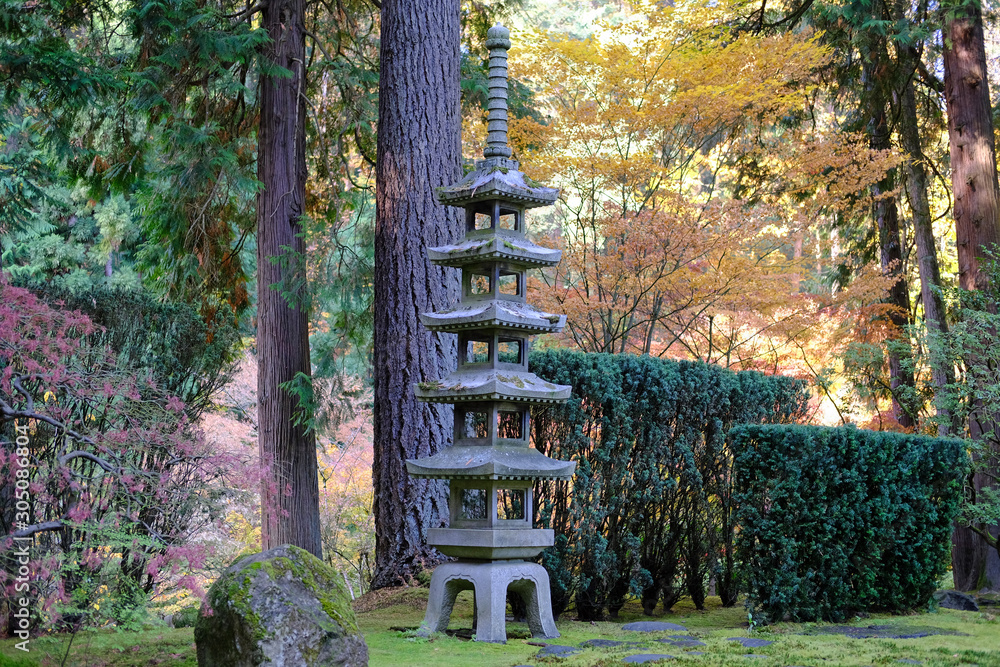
[195,544,368,666]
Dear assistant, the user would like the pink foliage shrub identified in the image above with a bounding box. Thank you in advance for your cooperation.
[0,278,246,633]
[317,396,374,596]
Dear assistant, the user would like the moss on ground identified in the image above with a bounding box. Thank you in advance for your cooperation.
[0,627,198,667]
[2,592,997,667]
[356,591,1000,667]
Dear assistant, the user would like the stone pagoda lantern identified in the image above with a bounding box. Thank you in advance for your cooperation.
[406,25,575,644]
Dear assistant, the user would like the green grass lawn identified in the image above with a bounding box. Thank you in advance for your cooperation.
[2,589,998,666]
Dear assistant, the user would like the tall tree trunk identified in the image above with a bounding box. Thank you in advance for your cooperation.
[257,0,322,557]
[372,0,462,588]
[943,0,1000,591]
[863,49,916,429]
[895,37,956,435]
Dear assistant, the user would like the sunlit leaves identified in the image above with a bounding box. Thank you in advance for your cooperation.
[514,0,897,373]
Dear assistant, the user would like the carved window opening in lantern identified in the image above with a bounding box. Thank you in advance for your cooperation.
[462,334,492,366]
[474,211,492,231]
[497,408,526,441]
[498,270,522,299]
[496,488,526,521]
[497,210,519,231]
[466,201,523,233]
[497,337,523,366]
[460,487,489,521]
[467,270,492,297]
[463,409,491,441]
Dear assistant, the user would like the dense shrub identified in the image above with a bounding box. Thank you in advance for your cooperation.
[530,350,809,620]
[730,424,967,623]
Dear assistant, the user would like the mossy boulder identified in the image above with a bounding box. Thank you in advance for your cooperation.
[195,544,367,666]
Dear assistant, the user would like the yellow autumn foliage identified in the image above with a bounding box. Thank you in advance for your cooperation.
[508,0,906,425]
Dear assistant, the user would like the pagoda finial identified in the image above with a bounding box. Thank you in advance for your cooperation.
[483,25,513,159]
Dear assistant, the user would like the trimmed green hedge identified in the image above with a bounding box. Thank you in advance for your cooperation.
[730,424,967,623]
[530,350,810,619]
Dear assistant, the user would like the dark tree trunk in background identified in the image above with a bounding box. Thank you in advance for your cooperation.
[862,48,915,429]
[896,38,956,435]
[943,0,1000,591]
[372,0,462,589]
[944,4,1000,294]
[257,0,322,557]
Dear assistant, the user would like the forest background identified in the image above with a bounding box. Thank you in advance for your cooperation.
[2,0,1000,632]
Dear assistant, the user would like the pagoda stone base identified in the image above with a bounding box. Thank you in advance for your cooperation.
[419,560,559,643]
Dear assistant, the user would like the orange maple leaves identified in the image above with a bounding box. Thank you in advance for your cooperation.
[509,0,905,415]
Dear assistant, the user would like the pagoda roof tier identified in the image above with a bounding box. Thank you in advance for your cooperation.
[428,230,560,268]
[415,369,571,403]
[436,157,558,209]
[406,445,576,480]
[420,300,566,333]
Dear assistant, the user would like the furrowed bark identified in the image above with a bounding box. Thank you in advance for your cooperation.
[943,0,1000,592]
[371,0,462,588]
[257,0,322,557]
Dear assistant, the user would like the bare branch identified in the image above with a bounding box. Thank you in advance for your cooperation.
[59,451,118,474]
[761,0,814,30]
[222,1,266,20]
[969,523,999,549]
[11,376,34,414]
[0,402,97,448]
[916,59,944,94]
[304,29,335,63]
[12,520,65,539]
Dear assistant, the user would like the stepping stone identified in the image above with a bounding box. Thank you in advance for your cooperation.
[623,654,675,663]
[581,639,629,648]
[537,644,582,657]
[728,637,774,648]
[806,624,965,639]
[657,638,707,648]
[896,661,922,665]
[933,590,979,612]
[622,621,687,632]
